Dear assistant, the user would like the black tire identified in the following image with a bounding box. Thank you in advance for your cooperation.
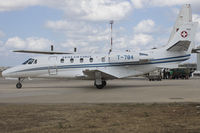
[94,80,106,89]
[95,84,104,89]
[16,83,22,89]
[102,80,106,86]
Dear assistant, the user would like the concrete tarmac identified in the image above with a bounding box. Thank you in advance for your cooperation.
[0,78,200,103]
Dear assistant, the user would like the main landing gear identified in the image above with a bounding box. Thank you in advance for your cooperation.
[94,71,107,89]
[94,80,107,89]
[16,78,24,89]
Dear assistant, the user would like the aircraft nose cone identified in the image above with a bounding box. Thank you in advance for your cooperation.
[2,67,20,78]
[2,70,10,77]
[2,70,8,77]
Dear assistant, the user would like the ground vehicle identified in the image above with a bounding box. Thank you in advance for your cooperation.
[147,70,162,81]
[170,68,190,79]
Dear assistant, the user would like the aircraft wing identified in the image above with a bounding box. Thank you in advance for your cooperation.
[13,50,72,54]
[82,69,117,80]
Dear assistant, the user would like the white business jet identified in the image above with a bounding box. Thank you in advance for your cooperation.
[2,4,199,89]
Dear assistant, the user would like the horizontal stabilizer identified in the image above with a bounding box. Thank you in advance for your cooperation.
[13,50,72,55]
[167,41,191,51]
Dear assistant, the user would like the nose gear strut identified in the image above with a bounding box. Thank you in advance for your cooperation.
[16,78,24,89]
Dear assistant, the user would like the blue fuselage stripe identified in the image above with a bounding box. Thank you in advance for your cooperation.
[150,54,190,61]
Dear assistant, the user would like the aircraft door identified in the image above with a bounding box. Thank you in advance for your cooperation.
[48,56,57,75]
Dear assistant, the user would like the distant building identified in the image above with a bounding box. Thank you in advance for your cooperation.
[192,46,200,77]
[160,63,197,79]
[178,63,197,72]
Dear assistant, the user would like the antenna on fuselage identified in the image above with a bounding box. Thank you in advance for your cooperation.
[74,47,77,53]
[109,20,114,54]
[51,45,54,51]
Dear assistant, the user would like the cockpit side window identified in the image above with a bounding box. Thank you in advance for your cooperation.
[28,59,34,64]
[22,58,35,65]
[33,59,37,64]
[22,58,32,65]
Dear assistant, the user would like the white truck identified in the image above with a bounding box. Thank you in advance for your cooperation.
[147,70,162,81]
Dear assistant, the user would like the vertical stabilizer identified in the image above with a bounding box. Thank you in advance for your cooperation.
[168,4,192,43]
[166,4,198,54]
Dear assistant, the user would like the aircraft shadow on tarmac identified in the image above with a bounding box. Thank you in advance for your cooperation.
[23,83,181,90]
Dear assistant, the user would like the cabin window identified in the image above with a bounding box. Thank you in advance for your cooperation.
[101,57,105,62]
[60,58,64,63]
[89,58,93,63]
[70,58,74,63]
[80,58,84,63]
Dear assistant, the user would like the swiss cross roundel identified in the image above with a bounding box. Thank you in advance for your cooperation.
[181,31,188,38]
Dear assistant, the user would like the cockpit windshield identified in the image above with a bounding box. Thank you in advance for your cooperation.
[22,58,37,65]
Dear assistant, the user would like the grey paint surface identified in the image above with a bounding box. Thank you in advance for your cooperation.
[197,53,200,71]
[0,78,199,103]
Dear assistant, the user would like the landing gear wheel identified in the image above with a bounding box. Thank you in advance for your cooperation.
[94,80,107,89]
[16,82,22,89]
[95,84,104,89]
[16,77,24,89]
[102,80,106,86]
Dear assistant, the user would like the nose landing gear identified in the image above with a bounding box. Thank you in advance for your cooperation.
[16,78,24,89]
[16,82,22,89]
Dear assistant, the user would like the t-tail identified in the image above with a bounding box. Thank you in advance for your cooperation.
[166,4,198,55]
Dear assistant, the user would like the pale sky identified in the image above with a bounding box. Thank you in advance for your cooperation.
[0,0,200,66]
